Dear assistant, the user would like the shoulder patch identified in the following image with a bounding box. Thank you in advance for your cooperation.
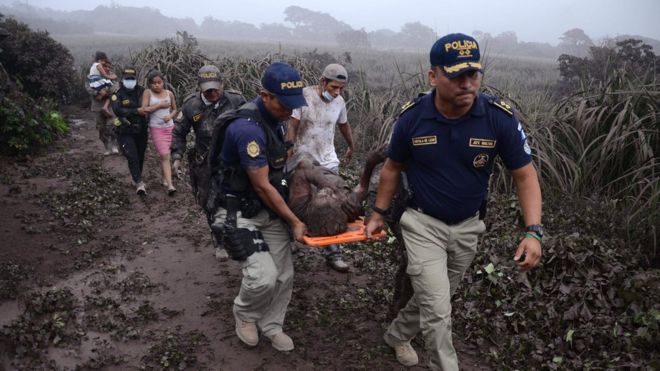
[246,140,260,158]
[111,94,117,101]
[487,97,513,116]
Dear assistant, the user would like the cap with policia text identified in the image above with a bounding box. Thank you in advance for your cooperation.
[430,33,482,79]
[198,65,222,92]
[261,62,307,109]
[122,66,137,78]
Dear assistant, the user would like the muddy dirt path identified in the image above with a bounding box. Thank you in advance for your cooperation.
[0,107,487,370]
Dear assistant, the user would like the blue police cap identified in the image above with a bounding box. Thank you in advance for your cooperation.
[430,33,482,79]
[261,62,307,109]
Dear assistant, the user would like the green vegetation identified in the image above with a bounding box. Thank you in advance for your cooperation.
[0,29,657,368]
[0,15,75,155]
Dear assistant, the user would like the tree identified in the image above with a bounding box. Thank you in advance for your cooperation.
[399,22,436,48]
[559,28,593,57]
[336,28,370,49]
[284,5,352,42]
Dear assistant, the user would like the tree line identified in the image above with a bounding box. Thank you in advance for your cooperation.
[1,3,659,60]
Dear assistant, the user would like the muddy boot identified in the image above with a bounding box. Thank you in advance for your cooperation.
[235,317,258,347]
[266,332,294,352]
[384,332,418,367]
[215,246,229,261]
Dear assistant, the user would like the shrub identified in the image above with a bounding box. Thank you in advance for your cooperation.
[0,92,69,155]
[0,15,81,102]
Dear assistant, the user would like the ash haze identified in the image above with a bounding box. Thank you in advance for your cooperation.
[3,0,659,43]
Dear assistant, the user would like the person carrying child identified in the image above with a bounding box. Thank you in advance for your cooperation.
[88,51,116,106]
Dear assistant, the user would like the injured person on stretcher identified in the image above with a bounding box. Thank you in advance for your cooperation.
[287,148,389,237]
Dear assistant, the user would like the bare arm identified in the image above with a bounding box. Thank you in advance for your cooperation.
[163,91,178,121]
[97,63,117,80]
[140,90,169,113]
[510,162,543,271]
[337,122,354,162]
[246,165,306,241]
[354,144,387,201]
[365,158,405,237]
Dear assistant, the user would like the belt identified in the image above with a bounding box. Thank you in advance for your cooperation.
[410,206,475,226]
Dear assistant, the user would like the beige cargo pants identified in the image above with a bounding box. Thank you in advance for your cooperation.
[386,208,486,371]
[213,208,294,337]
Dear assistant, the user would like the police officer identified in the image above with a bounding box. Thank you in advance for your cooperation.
[366,33,543,370]
[209,62,307,352]
[111,67,148,195]
[171,65,246,260]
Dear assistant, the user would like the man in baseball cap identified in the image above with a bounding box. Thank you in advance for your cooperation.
[171,64,246,261]
[286,62,354,272]
[208,61,308,352]
[260,62,307,111]
[198,65,222,92]
[429,33,483,78]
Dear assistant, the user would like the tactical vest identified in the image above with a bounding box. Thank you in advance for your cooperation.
[206,102,288,215]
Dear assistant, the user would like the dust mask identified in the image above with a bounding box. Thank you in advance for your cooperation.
[123,79,137,90]
[321,90,335,102]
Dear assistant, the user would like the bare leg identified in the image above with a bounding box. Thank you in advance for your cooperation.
[161,154,176,194]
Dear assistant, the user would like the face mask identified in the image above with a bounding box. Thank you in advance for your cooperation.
[321,90,335,102]
[123,79,137,90]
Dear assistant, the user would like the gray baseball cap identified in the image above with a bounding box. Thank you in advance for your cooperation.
[198,65,222,92]
[321,63,348,82]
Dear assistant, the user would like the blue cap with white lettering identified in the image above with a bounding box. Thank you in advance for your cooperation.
[261,62,307,109]
[430,33,482,79]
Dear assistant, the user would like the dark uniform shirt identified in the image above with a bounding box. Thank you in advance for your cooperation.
[111,85,147,134]
[388,91,532,223]
[221,97,285,171]
[171,90,246,159]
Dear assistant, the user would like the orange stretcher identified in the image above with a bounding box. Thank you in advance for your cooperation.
[302,218,387,247]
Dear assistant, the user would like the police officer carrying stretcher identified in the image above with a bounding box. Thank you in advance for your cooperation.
[207,62,307,352]
[367,33,543,370]
[171,65,246,261]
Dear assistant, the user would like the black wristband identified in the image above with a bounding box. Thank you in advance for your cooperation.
[372,205,390,215]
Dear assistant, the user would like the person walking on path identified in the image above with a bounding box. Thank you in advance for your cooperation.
[171,65,246,260]
[111,66,149,195]
[141,70,177,195]
[366,33,543,370]
[208,62,308,352]
[286,63,355,272]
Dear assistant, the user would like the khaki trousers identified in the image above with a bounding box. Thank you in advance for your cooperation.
[387,208,485,371]
[213,208,294,337]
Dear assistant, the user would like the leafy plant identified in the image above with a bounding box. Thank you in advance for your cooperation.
[0,15,81,102]
[0,94,69,155]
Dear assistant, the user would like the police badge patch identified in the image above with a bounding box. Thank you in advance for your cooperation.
[246,141,260,158]
[473,153,489,169]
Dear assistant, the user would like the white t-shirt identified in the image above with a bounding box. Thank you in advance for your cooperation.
[290,86,348,171]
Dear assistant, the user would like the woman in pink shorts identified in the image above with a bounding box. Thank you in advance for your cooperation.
[141,70,178,195]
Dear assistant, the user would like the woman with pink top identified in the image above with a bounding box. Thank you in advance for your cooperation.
[141,70,178,195]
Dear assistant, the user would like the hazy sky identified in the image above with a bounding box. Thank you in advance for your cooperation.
[4,0,659,44]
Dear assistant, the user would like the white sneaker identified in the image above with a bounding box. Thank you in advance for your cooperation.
[136,182,146,196]
[111,145,119,154]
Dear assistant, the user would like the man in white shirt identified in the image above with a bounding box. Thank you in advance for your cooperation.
[287,63,355,272]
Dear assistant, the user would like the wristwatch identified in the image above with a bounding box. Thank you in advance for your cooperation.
[371,205,390,215]
[525,224,544,241]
